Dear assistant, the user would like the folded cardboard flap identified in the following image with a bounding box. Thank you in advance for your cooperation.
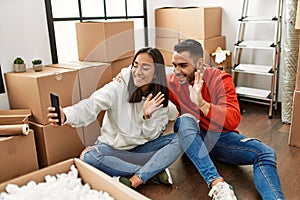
[0,109,32,125]
[0,136,13,142]
[0,158,150,200]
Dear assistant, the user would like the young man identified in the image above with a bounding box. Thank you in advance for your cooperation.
[168,39,284,200]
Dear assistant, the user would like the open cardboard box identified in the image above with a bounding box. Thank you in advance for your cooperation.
[0,109,31,125]
[0,130,39,183]
[0,158,150,200]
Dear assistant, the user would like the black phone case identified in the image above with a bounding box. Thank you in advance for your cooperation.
[50,92,61,125]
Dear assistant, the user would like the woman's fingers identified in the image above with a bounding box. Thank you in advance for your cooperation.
[146,93,153,101]
[153,92,164,102]
[47,106,60,126]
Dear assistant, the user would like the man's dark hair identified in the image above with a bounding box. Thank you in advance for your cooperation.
[128,47,169,107]
[174,39,204,59]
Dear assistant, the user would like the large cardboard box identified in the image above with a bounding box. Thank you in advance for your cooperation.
[47,62,111,147]
[155,37,179,66]
[155,7,180,38]
[155,7,222,39]
[0,158,150,200]
[179,7,222,39]
[5,67,80,125]
[289,90,300,147]
[180,36,226,55]
[83,120,101,147]
[29,121,85,168]
[47,61,111,100]
[0,130,39,183]
[76,21,135,62]
[110,56,133,78]
[0,109,31,125]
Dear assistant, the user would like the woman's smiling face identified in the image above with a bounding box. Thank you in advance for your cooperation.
[131,52,155,91]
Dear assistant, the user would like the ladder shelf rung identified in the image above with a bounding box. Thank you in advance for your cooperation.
[233,64,274,75]
[239,16,278,23]
[238,97,273,106]
[235,41,275,49]
[236,86,272,100]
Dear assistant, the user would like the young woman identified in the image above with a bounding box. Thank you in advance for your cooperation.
[47,47,182,189]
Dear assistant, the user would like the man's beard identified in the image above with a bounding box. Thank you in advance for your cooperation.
[175,69,196,85]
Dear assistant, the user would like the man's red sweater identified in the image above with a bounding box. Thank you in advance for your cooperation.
[167,67,241,133]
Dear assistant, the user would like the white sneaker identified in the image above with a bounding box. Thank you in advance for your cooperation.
[208,182,237,200]
[112,176,121,183]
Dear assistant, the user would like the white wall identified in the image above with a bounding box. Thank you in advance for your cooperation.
[0,0,52,109]
[0,0,285,109]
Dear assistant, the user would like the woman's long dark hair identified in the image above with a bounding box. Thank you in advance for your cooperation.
[128,47,169,107]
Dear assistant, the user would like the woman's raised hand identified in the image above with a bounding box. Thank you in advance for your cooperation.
[143,92,165,119]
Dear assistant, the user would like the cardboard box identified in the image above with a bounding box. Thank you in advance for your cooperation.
[156,37,179,66]
[110,56,133,78]
[178,36,225,66]
[155,7,180,38]
[0,158,150,200]
[5,67,80,125]
[29,121,85,168]
[48,61,112,100]
[0,109,31,125]
[47,62,111,147]
[179,7,222,39]
[289,90,300,147]
[155,7,222,39]
[0,130,39,183]
[76,21,135,62]
[180,36,226,55]
[83,120,101,147]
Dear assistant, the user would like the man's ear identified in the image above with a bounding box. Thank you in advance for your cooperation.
[195,58,204,70]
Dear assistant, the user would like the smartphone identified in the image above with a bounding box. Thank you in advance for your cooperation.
[50,92,62,125]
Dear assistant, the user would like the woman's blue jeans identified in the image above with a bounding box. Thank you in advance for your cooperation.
[174,115,284,200]
[83,133,183,183]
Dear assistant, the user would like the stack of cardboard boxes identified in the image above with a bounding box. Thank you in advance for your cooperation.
[4,67,85,168]
[155,7,231,73]
[4,20,135,171]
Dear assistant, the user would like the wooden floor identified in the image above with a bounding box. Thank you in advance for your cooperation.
[136,102,300,200]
